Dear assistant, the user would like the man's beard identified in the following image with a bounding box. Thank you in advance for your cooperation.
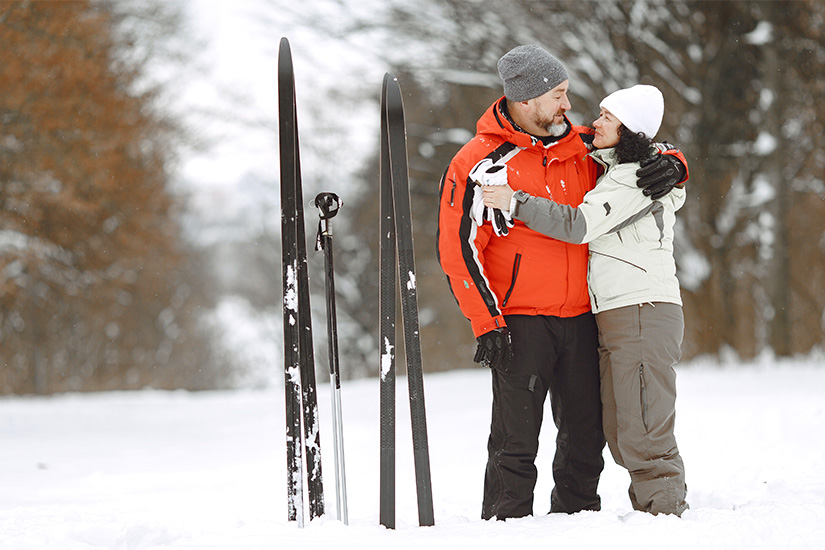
[546,122,568,136]
[535,111,568,136]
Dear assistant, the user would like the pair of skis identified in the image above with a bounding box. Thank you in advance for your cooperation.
[378,73,435,529]
[279,37,433,528]
[279,37,324,526]
[279,37,347,527]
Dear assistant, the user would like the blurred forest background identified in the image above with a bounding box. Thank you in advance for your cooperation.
[1,0,823,395]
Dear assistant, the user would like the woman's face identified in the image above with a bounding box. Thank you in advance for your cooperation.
[592,108,621,148]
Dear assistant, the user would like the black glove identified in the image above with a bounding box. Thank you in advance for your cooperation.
[473,328,512,371]
[636,154,686,200]
[486,207,513,236]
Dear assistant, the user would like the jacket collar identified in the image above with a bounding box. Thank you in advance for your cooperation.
[589,147,620,169]
[477,97,585,160]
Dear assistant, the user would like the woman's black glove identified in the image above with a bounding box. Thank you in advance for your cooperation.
[636,154,686,200]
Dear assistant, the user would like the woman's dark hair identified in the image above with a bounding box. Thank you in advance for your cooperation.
[615,124,655,164]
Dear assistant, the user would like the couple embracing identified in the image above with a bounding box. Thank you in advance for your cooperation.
[437,44,689,520]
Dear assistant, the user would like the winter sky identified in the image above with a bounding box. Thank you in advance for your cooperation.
[179,0,279,187]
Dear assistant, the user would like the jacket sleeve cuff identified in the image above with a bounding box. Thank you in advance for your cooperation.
[511,190,530,219]
[472,315,507,338]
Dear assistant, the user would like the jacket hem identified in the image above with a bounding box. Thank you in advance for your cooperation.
[592,295,682,314]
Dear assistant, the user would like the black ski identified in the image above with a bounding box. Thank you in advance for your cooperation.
[378,73,435,528]
[279,36,324,525]
[378,71,397,529]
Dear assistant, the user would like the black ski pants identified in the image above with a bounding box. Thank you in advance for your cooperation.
[482,313,605,520]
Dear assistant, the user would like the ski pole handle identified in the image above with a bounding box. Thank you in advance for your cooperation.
[314,192,342,250]
[314,192,342,220]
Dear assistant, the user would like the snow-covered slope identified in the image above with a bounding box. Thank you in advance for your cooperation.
[1,359,823,549]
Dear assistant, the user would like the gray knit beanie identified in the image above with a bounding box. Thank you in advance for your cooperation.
[497,45,569,102]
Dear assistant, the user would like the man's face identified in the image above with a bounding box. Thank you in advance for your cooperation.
[528,80,571,136]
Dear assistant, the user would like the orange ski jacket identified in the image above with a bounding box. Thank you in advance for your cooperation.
[437,97,685,338]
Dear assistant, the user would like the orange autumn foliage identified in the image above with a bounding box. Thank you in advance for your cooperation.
[0,1,220,393]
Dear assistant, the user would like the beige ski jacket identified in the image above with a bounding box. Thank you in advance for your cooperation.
[510,147,685,313]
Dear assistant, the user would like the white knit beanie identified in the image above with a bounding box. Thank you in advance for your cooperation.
[599,85,664,139]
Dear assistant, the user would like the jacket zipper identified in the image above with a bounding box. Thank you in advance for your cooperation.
[589,250,648,273]
[501,253,522,307]
[587,257,598,310]
[449,180,457,206]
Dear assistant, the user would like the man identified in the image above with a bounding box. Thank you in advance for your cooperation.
[436,44,687,520]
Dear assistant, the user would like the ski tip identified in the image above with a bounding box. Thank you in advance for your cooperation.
[384,74,403,105]
[280,37,291,56]
[278,38,293,80]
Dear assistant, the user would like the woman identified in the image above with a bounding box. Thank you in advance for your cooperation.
[482,84,688,516]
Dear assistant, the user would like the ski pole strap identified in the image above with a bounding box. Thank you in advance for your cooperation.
[314,192,342,250]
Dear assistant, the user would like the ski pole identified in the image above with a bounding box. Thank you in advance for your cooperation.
[314,192,349,525]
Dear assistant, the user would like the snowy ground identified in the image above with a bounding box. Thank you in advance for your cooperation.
[1,359,824,550]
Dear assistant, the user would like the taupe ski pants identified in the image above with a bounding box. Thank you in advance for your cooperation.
[596,302,688,516]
